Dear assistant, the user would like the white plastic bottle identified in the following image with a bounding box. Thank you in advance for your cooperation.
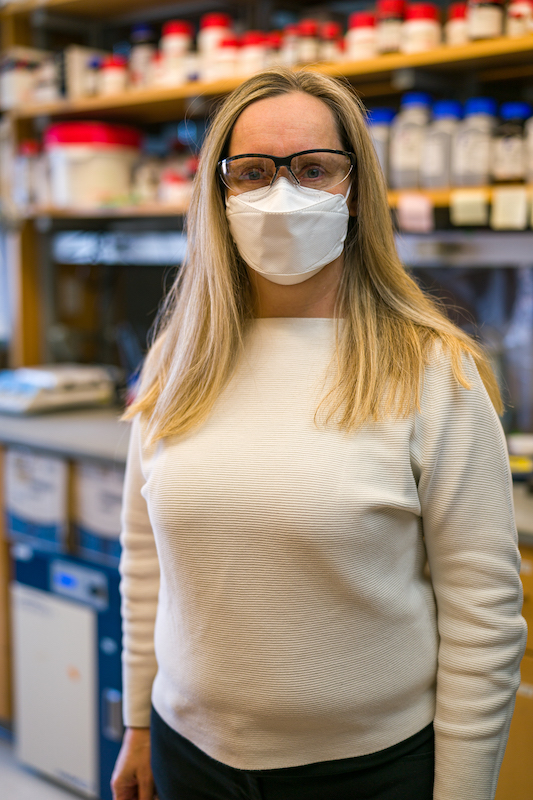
[452,97,497,186]
[297,19,320,62]
[197,13,233,57]
[400,3,442,54]
[389,92,432,189]
[239,31,268,75]
[367,107,396,184]
[345,12,378,60]
[445,3,469,45]
[421,100,462,188]
[129,23,156,88]
[319,21,344,62]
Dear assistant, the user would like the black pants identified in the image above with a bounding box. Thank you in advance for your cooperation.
[151,707,435,800]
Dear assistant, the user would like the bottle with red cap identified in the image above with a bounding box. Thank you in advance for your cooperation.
[208,36,240,80]
[239,31,269,75]
[319,21,344,62]
[297,19,321,62]
[376,0,405,53]
[445,3,469,45]
[505,0,533,36]
[197,13,233,56]
[345,12,377,61]
[401,4,442,53]
[280,24,300,67]
[467,0,505,39]
[160,20,194,59]
[265,31,284,67]
[99,55,128,95]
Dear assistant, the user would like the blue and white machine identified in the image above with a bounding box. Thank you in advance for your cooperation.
[10,546,123,799]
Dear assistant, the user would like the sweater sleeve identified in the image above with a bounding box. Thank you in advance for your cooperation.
[411,348,527,800]
[119,414,160,728]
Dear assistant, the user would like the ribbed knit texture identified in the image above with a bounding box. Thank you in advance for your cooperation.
[120,318,527,800]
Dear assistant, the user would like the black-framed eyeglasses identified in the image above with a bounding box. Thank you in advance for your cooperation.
[217,149,356,194]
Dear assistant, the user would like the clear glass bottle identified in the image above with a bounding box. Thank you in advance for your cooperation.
[492,101,532,183]
[367,107,396,184]
[452,97,497,186]
[421,99,462,188]
[389,92,432,189]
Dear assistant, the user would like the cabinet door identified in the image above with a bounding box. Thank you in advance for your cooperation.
[495,652,533,800]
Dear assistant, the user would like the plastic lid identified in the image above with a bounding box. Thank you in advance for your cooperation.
[220,36,240,48]
[266,31,283,48]
[367,107,396,124]
[405,3,440,21]
[19,139,40,156]
[102,55,127,69]
[298,18,320,36]
[321,21,342,39]
[44,121,142,149]
[376,0,406,17]
[162,20,194,37]
[468,0,504,4]
[283,24,300,36]
[241,31,267,46]
[401,91,432,107]
[464,97,497,117]
[432,99,462,119]
[448,2,468,19]
[131,23,155,42]
[200,12,232,29]
[348,11,376,27]
[500,101,532,121]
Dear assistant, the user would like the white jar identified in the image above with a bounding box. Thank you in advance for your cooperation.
[99,56,128,95]
[376,0,405,53]
[451,97,497,186]
[401,3,442,54]
[345,11,378,60]
[506,0,533,36]
[239,31,268,75]
[279,24,300,67]
[129,24,156,89]
[445,2,469,45]
[319,21,344,62]
[160,20,193,59]
[197,12,233,56]
[209,36,240,80]
[44,121,142,208]
[467,0,504,39]
[297,19,320,62]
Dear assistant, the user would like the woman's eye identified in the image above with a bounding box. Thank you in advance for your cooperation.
[241,169,263,181]
[301,165,325,180]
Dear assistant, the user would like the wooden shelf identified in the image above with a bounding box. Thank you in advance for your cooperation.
[26,202,189,218]
[0,0,195,20]
[6,35,533,123]
[387,186,533,208]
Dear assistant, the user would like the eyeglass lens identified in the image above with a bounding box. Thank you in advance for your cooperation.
[220,151,352,193]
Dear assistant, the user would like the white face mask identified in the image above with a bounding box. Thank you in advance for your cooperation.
[225,177,351,286]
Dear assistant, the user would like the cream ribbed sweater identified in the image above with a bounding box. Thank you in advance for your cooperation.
[120,318,527,800]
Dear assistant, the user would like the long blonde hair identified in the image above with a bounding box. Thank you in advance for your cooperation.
[124,67,502,440]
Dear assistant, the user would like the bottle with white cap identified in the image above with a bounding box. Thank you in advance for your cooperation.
[367,107,396,184]
[452,97,497,186]
[389,92,432,189]
[421,99,462,188]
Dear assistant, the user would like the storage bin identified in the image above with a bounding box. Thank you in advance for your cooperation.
[44,121,142,208]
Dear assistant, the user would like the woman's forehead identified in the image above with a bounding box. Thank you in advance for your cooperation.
[228,92,343,157]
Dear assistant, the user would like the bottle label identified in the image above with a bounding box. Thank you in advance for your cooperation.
[390,126,424,171]
[453,130,491,181]
[467,6,503,39]
[423,138,446,177]
[492,136,525,181]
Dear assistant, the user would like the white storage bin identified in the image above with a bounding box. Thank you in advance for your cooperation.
[44,121,142,208]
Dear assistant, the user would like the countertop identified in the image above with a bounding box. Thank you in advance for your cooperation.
[0,407,131,463]
[0,408,532,546]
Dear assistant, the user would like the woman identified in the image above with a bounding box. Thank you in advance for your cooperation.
[111,68,526,800]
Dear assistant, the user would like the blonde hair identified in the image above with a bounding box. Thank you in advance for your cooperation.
[124,67,502,440]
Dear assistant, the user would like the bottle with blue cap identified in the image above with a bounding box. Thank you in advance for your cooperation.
[421,99,462,188]
[389,92,432,189]
[451,97,497,186]
[492,101,532,183]
[367,107,396,184]
[129,23,156,89]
